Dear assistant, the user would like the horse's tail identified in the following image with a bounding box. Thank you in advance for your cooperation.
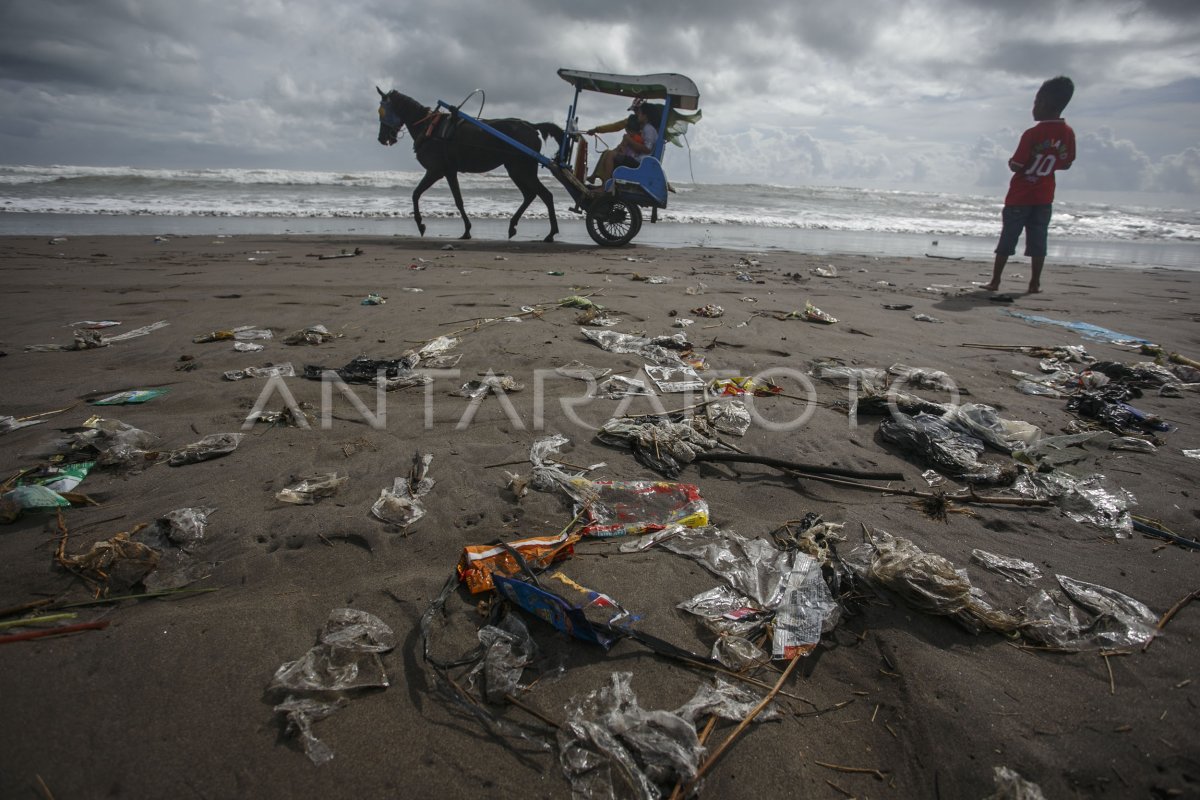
[535,122,564,148]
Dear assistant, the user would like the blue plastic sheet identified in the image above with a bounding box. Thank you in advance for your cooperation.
[1003,310,1153,345]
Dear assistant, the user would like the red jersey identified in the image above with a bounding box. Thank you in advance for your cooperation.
[1004,119,1076,206]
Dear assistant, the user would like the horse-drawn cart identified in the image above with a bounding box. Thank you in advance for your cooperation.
[377,69,700,247]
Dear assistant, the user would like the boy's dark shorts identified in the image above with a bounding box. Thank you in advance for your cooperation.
[996,204,1053,258]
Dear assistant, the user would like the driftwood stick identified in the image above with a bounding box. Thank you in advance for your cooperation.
[795,471,1052,507]
[1143,587,1200,652]
[0,620,110,644]
[693,452,905,481]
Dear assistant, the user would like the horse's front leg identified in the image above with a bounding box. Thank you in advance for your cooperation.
[444,171,471,240]
[537,182,559,243]
[411,170,443,236]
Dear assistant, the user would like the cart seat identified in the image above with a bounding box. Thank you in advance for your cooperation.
[608,157,668,208]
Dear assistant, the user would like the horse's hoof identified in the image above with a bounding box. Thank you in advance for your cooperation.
[543,234,556,243]
[508,227,517,239]
[417,224,426,236]
[460,233,471,240]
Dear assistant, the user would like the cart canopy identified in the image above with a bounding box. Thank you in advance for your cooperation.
[557,69,700,111]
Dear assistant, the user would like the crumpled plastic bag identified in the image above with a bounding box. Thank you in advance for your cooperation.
[283,324,334,345]
[454,374,524,398]
[970,549,1042,587]
[1056,575,1158,648]
[810,363,888,394]
[985,765,1047,800]
[58,417,160,467]
[706,398,751,436]
[581,328,692,366]
[269,608,395,765]
[1013,471,1135,537]
[596,417,719,479]
[371,453,434,529]
[468,614,538,704]
[276,473,348,505]
[557,672,703,800]
[856,531,1020,634]
[888,363,957,393]
[167,432,244,466]
[879,412,1011,485]
[133,506,217,591]
[942,403,1041,453]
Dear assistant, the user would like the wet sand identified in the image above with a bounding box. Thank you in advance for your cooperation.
[0,233,1197,798]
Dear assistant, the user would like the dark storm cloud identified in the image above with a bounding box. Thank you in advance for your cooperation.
[0,0,1195,195]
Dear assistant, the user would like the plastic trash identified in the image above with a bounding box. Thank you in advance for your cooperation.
[803,301,837,324]
[1015,379,1065,397]
[706,398,752,436]
[581,328,693,366]
[0,484,71,522]
[812,265,838,277]
[644,364,703,393]
[856,531,1019,634]
[941,403,1041,453]
[458,530,578,594]
[598,375,655,398]
[1108,436,1157,453]
[558,672,703,799]
[467,614,537,704]
[90,388,170,405]
[673,318,694,328]
[269,608,395,765]
[1014,472,1135,537]
[234,341,265,352]
[28,320,169,351]
[577,480,709,538]
[167,432,244,467]
[879,412,1011,485]
[0,416,44,434]
[193,325,272,343]
[59,417,160,467]
[302,355,420,384]
[276,473,348,505]
[283,324,334,346]
[1056,575,1157,648]
[55,529,159,592]
[596,417,719,478]
[651,525,795,609]
[811,363,889,393]
[555,361,611,381]
[690,303,724,318]
[223,363,296,381]
[371,452,434,529]
[912,313,943,323]
[888,364,957,393]
[134,507,217,590]
[454,375,523,398]
[772,553,839,659]
[1003,310,1153,346]
[985,765,1047,800]
[494,573,629,648]
[1019,589,1088,648]
[361,293,386,305]
[708,376,782,397]
[970,549,1043,586]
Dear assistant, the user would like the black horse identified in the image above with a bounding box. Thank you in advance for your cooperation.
[376,88,563,242]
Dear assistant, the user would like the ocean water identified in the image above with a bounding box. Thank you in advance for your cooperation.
[1,164,1197,269]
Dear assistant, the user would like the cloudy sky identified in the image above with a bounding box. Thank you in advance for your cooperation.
[1,0,1198,199]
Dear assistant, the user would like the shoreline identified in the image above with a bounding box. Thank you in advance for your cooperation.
[0,234,1197,799]
[2,212,1197,271]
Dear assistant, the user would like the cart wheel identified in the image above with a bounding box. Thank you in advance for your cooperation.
[585,198,643,246]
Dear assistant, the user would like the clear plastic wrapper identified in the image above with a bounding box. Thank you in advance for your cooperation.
[269,608,395,765]
[167,432,244,466]
[1057,575,1158,648]
[276,473,348,505]
[557,672,702,800]
[888,363,957,393]
[371,453,434,529]
[811,363,888,393]
[302,354,419,384]
[453,375,524,398]
[674,677,778,724]
[1019,589,1087,648]
[856,531,1019,634]
[581,328,692,366]
[599,375,655,398]
[1108,436,1157,453]
[986,765,1047,800]
[58,417,160,466]
[706,398,752,436]
[772,553,840,659]
[468,615,537,704]
[577,480,709,538]
[655,526,793,609]
[644,364,703,393]
[941,403,1041,453]
[555,360,611,381]
[223,363,296,381]
[1058,475,1135,537]
[283,324,334,345]
[970,549,1042,586]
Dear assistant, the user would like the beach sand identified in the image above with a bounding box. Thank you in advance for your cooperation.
[0,233,1197,798]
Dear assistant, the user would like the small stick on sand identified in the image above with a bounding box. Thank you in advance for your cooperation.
[813,760,888,781]
[1142,587,1200,652]
[680,654,803,796]
[0,620,110,644]
[1103,653,1116,695]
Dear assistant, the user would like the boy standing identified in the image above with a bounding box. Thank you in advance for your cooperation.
[985,76,1076,294]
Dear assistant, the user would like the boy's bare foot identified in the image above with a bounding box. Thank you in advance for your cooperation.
[982,283,1000,291]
